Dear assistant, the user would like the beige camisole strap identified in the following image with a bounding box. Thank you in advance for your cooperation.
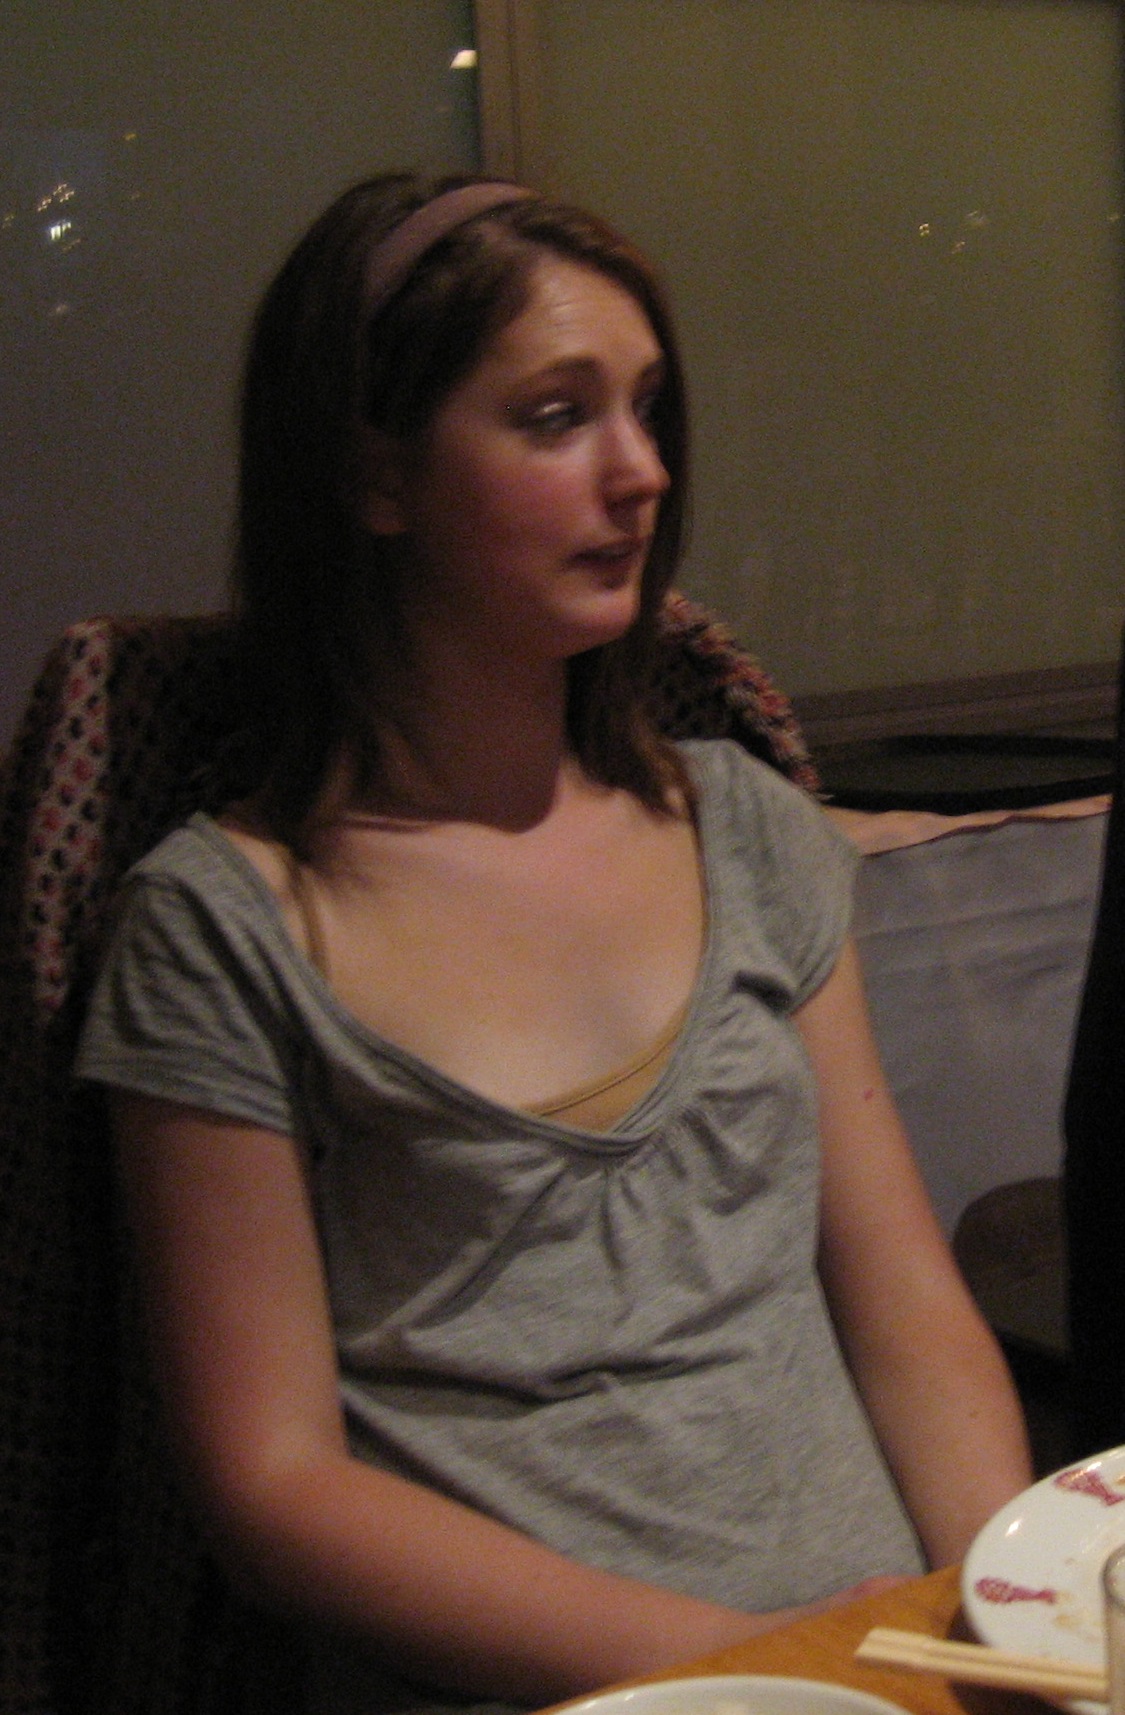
[526,1001,687,1132]
[282,847,332,977]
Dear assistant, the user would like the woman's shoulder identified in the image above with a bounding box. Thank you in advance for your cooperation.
[90,815,317,1050]
[119,811,323,982]
[676,738,858,965]
[113,812,295,953]
[675,736,828,832]
[125,811,261,896]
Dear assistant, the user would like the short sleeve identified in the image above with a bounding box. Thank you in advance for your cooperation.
[686,740,860,1010]
[77,867,298,1137]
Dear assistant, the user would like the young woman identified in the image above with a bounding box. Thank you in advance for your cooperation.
[78,175,1031,1715]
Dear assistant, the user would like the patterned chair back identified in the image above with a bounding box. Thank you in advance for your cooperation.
[0,597,815,1715]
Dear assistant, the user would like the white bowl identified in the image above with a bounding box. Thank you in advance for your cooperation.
[560,1674,913,1715]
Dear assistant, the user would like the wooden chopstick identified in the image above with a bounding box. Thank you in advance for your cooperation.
[856,1627,1108,1701]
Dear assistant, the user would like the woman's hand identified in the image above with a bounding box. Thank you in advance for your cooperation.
[797,941,1034,1567]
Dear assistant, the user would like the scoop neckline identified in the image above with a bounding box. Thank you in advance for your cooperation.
[183,747,721,1145]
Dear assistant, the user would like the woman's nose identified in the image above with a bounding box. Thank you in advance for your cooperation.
[601,411,670,503]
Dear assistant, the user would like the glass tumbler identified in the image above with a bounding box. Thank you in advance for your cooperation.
[1103,1542,1125,1715]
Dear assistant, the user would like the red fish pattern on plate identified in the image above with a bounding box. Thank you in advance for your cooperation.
[1054,1465,1125,1507]
[972,1577,1058,1605]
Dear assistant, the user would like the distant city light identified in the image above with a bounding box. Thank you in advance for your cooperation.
[36,183,76,213]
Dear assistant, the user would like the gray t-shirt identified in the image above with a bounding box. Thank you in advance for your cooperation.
[78,739,923,1711]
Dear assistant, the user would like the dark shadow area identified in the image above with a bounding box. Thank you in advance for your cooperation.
[819,733,1114,813]
[999,1340,1076,1477]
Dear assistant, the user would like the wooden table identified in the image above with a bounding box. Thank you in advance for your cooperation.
[549,1567,1054,1715]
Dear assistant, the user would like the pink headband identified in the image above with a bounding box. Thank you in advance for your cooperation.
[363,181,535,319]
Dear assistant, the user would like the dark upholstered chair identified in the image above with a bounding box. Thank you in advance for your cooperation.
[950,683,1125,1474]
[0,596,816,1715]
[952,1175,1073,1475]
[1064,628,1125,1459]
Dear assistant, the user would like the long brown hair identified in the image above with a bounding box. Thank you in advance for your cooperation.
[231,173,692,849]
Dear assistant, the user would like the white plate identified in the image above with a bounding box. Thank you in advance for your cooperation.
[962,1444,1125,1708]
[560,1676,912,1715]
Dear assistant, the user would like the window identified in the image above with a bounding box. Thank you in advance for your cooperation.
[0,0,479,743]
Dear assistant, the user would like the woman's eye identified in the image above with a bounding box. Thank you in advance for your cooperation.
[635,389,662,434]
[521,400,584,439]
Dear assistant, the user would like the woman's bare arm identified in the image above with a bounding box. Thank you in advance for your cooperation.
[114,1092,869,1705]
[797,941,1033,1568]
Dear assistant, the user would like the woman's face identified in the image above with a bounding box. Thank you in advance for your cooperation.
[366,254,671,664]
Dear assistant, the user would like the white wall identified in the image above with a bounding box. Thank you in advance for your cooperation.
[534,0,1125,698]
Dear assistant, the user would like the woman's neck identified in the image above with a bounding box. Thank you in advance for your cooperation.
[349,637,574,831]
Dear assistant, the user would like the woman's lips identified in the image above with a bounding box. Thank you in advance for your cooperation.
[575,537,647,565]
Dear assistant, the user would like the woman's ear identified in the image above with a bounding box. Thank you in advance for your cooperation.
[358,425,408,536]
